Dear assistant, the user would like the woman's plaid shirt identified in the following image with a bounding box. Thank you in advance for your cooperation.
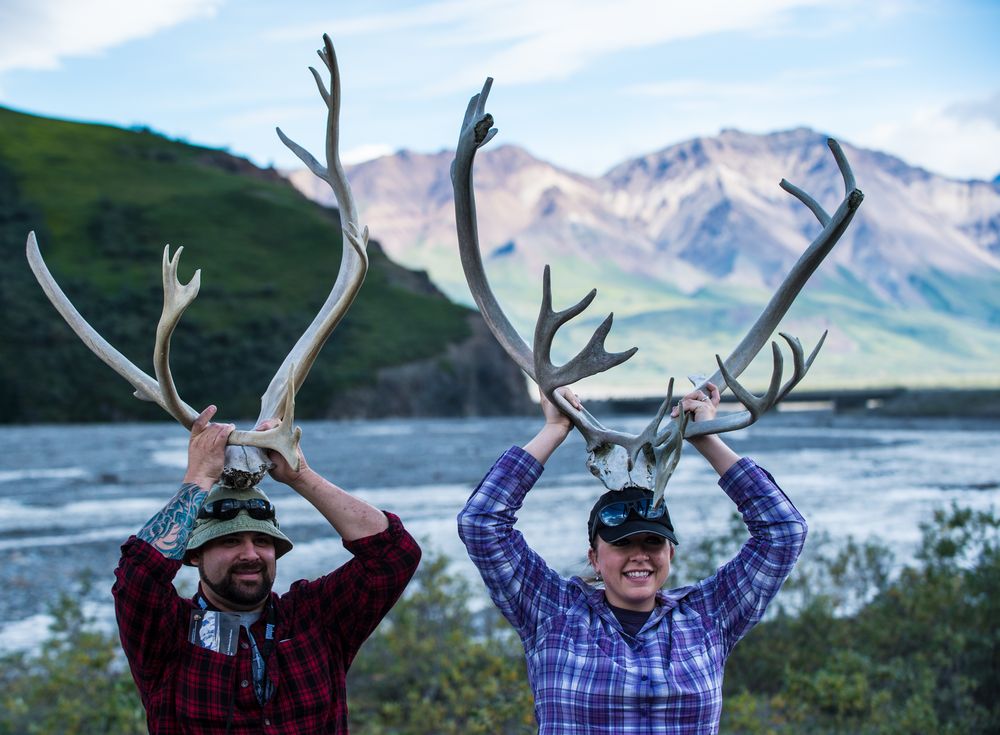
[458,447,807,735]
[113,511,420,734]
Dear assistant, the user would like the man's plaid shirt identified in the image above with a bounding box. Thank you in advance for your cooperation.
[458,447,806,735]
[113,511,420,734]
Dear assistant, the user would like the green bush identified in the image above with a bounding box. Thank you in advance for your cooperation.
[0,579,145,735]
[348,553,535,734]
[720,503,999,734]
[1,505,996,733]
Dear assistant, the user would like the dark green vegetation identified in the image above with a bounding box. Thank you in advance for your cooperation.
[2,505,995,734]
[0,577,146,734]
[0,106,471,423]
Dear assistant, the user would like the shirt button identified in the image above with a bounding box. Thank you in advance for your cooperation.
[641,675,648,681]
[241,680,249,688]
[264,719,271,726]
[241,642,249,650]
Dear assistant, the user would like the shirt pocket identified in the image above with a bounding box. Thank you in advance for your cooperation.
[176,643,236,727]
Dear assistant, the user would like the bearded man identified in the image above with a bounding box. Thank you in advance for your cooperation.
[112,406,421,734]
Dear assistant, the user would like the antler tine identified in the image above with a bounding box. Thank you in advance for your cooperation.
[635,378,675,457]
[675,353,782,440]
[230,363,303,470]
[829,138,857,196]
[533,265,637,389]
[261,34,369,422]
[154,245,202,429]
[680,330,827,440]
[618,378,677,476]
[719,341,784,421]
[452,77,532,376]
[776,330,826,402]
[651,397,689,507]
[26,232,198,424]
[534,266,640,453]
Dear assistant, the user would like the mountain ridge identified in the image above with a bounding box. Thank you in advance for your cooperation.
[288,128,1000,394]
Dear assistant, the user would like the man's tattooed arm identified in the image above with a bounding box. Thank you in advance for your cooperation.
[135,405,233,559]
[137,483,209,559]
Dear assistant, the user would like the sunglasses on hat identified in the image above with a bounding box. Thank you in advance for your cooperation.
[597,498,666,527]
[197,498,275,522]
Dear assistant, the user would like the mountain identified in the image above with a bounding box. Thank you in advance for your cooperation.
[289,129,1000,394]
[0,106,532,423]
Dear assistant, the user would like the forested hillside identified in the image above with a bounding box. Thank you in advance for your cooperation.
[0,107,529,423]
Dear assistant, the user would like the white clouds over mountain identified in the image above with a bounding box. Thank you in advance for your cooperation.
[0,0,221,74]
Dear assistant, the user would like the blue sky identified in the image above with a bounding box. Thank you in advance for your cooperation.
[1,0,998,180]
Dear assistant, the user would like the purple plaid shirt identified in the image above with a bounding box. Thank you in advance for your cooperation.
[457,447,807,735]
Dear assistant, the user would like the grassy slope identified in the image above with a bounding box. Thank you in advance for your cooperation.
[458,246,1000,393]
[405,218,1000,395]
[0,107,471,423]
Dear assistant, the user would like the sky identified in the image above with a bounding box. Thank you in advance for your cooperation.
[0,0,998,181]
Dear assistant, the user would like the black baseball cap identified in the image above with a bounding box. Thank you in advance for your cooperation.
[588,486,679,546]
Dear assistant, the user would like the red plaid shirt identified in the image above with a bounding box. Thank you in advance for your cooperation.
[113,512,420,734]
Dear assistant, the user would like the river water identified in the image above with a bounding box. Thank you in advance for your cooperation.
[1,411,997,651]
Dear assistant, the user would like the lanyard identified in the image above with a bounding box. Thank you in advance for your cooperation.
[195,593,277,703]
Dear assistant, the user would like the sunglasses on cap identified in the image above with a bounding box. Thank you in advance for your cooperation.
[597,498,666,527]
[197,498,275,522]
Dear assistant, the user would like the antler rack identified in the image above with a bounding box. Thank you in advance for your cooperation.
[26,33,369,488]
[452,77,864,503]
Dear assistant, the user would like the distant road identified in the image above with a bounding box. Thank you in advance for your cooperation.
[589,387,1000,417]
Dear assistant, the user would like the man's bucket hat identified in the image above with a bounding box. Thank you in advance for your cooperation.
[183,484,293,565]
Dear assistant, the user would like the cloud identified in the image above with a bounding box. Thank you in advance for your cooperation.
[0,0,223,74]
[624,79,802,101]
[863,102,1000,181]
[267,0,510,42]
[341,143,396,165]
[621,58,904,110]
[946,90,1000,129]
[270,0,849,94]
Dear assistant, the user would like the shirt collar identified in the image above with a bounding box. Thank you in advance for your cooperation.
[570,576,693,625]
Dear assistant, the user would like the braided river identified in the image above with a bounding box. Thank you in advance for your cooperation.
[1,410,997,651]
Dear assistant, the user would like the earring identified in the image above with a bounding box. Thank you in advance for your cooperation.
[595,572,603,581]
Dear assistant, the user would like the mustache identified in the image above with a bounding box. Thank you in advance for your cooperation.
[229,562,266,575]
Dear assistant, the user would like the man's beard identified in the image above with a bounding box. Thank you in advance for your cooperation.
[199,561,274,608]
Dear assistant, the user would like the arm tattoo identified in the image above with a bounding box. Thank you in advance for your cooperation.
[137,483,209,560]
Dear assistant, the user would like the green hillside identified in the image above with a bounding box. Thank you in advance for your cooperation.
[0,106,472,423]
[467,246,1000,394]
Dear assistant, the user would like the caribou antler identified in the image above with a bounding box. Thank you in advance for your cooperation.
[25,33,366,488]
[268,33,369,422]
[452,77,864,499]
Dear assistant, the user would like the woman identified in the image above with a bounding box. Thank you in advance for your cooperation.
[457,384,807,734]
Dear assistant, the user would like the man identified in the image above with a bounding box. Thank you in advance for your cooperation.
[112,406,421,733]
